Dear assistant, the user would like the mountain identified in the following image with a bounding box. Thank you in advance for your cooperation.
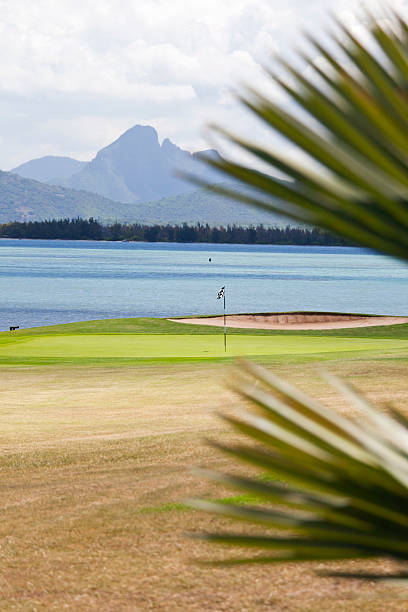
[0,170,290,227]
[58,125,222,203]
[0,170,137,223]
[123,183,289,227]
[12,156,87,183]
[2,124,292,226]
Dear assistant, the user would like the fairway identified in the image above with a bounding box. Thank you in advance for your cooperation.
[1,317,408,609]
[1,332,408,362]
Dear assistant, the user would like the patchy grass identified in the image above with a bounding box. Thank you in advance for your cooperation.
[0,319,408,608]
[0,352,408,609]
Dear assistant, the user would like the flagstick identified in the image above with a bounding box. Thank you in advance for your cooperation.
[223,290,227,352]
[217,286,226,352]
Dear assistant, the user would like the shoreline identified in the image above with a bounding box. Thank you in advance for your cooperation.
[0,236,360,248]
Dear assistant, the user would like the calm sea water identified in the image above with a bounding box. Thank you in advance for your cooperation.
[0,239,407,331]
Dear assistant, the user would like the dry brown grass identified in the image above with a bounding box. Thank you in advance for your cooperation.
[0,357,407,610]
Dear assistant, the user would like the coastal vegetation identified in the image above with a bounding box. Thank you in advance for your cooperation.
[0,217,350,245]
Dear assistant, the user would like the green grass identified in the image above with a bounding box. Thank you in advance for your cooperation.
[1,317,408,365]
[2,333,408,359]
[0,321,407,608]
[2,315,408,338]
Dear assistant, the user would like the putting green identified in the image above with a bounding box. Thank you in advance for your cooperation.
[1,333,408,361]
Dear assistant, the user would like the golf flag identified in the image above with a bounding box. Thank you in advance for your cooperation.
[217,286,227,352]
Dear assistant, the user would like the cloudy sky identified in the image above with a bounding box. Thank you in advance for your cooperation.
[1,0,407,169]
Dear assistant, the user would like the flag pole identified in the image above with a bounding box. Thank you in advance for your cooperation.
[217,286,226,352]
[223,289,227,352]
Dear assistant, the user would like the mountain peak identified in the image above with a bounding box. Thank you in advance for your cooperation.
[161,137,188,162]
[12,124,222,204]
[98,124,160,158]
[161,137,178,150]
[118,124,159,142]
[11,156,87,183]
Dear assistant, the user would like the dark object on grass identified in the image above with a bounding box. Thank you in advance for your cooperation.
[9,326,19,331]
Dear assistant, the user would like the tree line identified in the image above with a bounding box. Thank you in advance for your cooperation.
[0,217,353,246]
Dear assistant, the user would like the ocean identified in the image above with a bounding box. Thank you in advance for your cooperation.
[1,239,407,331]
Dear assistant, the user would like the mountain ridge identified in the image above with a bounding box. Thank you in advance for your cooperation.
[11,125,222,204]
[3,124,290,226]
[0,170,135,224]
[0,170,288,227]
[130,183,288,226]
[12,156,87,183]
[58,125,222,203]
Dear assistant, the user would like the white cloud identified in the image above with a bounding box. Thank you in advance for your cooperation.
[0,0,407,169]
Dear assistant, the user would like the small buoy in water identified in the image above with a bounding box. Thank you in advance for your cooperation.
[209,257,212,262]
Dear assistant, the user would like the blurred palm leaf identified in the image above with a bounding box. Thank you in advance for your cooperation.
[193,9,408,263]
[191,361,408,570]
[192,9,408,574]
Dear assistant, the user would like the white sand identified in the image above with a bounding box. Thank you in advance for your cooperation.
[169,313,408,330]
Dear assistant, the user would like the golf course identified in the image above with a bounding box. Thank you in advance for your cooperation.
[0,316,408,610]
[2,316,408,365]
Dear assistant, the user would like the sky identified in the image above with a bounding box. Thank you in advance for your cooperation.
[1,0,407,170]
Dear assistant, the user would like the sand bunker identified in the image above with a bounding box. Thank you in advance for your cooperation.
[169,312,408,330]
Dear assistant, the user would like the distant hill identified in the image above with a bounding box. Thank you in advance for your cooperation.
[12,156,87,183]
[56,125,223,203]
[6,124,290,225]
[0,170,290,227]
[127,183,289,226]
[0,170,137,223]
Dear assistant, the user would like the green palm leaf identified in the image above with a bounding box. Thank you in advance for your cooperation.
[192,9,408,575]
[191,363,408,569]
[194,9,408,262]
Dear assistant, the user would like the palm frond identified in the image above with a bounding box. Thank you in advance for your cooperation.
[191,8,408,578]
[191,362,408,572]
[197,9,408,262]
